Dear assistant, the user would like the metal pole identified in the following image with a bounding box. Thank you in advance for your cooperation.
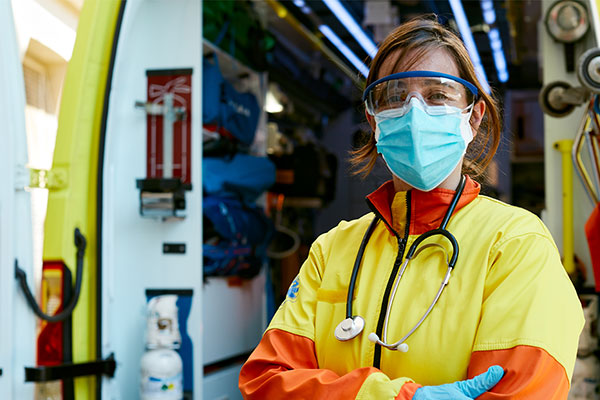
[555,139,575,275]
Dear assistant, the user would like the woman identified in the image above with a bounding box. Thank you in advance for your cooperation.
[239,16,583,399]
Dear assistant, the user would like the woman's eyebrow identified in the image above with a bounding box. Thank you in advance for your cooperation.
[421,78,457,88]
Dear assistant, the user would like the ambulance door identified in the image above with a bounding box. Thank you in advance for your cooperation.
[99,0,202,398]
[0,0,36,398]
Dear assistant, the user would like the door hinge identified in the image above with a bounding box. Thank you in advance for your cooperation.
[29,168,68,190]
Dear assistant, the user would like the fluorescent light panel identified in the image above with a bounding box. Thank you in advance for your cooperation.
[448,0,491,94]
[319,24,370,77]
[322,0,378,58]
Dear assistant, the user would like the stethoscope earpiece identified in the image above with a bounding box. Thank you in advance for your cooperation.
[367,332,409,352]
[397,343,409,352]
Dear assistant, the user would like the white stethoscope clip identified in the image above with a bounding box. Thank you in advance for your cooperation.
[334,316,365,341]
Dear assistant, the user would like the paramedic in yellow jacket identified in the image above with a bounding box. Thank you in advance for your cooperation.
[239,16,584,399]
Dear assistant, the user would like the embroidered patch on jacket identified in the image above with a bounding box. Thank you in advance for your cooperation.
[285,276,300,303]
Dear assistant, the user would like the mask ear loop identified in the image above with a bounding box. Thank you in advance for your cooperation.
[460,102,476,144]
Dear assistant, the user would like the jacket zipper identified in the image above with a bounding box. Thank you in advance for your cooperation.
[372,191,411,369]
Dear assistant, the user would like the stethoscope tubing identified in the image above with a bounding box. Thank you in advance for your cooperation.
[345,216,379,319]
[383,264,453,350]
[406,228,459,268]
[338,175,467,349]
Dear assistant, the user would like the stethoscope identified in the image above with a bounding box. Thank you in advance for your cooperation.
[334,175,466,352]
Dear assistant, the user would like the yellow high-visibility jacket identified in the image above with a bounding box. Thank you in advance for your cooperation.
[240,177,584,399]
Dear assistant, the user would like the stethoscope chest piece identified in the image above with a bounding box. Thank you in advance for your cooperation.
[334,316,365,341]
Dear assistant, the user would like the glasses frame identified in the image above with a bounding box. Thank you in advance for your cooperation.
[362,70,479,105]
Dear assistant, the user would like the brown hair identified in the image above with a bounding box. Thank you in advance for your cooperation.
[350,15,502,178]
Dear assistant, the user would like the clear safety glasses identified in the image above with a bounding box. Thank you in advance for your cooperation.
[363,71,478,116]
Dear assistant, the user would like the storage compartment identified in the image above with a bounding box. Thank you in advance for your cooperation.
[202,272,266,365]
[203,363,243,400]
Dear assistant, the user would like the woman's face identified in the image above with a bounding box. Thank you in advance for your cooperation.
[367,47,485,192]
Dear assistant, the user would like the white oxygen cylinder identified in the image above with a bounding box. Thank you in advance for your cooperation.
[140,295,184,400]
[140,349,183,400]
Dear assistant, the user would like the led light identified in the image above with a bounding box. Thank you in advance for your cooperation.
[449,0,490,93]
[266,91,284,113]
[483,10,496,25]
[487,27,509,83]
[322,0,378,58]
[480,0,509,83]
[481,0,496,24]
[319,25,370,77]
[293,0,306,7]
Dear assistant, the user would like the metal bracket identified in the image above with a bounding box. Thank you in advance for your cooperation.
[134,99,186,119]
[24,353,116,382]
[136,178,190,220]
[557,86,590,106]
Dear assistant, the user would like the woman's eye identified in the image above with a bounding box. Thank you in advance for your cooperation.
[388,91,408,103]
[429,92,449,101]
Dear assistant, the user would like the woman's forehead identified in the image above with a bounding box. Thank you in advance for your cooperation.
[376,48,461,80]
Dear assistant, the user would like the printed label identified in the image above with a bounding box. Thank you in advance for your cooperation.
[141,372,183,398]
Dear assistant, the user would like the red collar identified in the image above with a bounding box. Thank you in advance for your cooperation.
[366,176,480,236]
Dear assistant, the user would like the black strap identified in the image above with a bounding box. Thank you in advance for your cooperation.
[24,354,116,382]
[15,228,86,322]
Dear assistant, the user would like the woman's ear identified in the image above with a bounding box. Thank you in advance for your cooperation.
[470,99,486,137]
[366,110,376,132]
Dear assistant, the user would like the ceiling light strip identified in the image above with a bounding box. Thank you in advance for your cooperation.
[265,0,361,83]
[448,0,491,93]
[319,24,370,77]
[322,0,378,58]
[480,0,509,83]
[488,27,508,82]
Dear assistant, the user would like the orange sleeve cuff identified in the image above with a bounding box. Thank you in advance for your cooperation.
[395,382,422,400]
[239,328,381,399]
[468,345,570,399]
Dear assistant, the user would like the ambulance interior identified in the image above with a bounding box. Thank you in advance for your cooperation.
[1,0,600,399]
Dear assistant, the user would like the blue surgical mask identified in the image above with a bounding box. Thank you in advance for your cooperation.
[375,97,474,191]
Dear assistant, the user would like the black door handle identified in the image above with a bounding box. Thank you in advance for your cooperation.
[24,354,116,382]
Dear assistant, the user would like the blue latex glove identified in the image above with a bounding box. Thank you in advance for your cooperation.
[413,365,504,400]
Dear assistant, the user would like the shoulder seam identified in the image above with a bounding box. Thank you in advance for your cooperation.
[490,231,556,256]
[476,196,547,230]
